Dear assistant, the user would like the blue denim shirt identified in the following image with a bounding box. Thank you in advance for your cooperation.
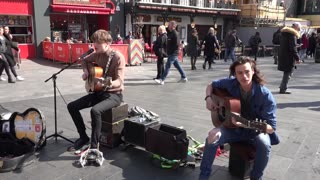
[212,78,280,145]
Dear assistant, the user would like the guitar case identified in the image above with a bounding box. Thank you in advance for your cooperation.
[0,106,46,172]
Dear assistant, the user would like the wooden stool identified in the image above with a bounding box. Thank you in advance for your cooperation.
[100,103,128,148]
[228,142,256,179]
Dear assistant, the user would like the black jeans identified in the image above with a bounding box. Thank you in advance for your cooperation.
[67,91,123,148]
[0,54,12,80]
[156,56,164,79]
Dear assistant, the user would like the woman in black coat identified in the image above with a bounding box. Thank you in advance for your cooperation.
[278,23,301,94]
[203,28,219,70]
[187,29,200,70]
[1,26,24,81]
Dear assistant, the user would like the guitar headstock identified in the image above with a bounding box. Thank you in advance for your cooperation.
[249,118,267,134]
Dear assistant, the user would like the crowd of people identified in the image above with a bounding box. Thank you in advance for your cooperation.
[0,26,24,83]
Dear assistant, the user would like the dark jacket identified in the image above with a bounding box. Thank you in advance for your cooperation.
[203,33,220,57]
[166,29,179,56]
[4,33,18,58]
[272,29,281,45]
[278,27,300,72]
[212,78,279,145]
[224,32,238,48]
[187,34,200,57]
[154,33,167,58]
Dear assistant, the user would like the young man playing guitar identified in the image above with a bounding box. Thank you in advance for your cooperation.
[67,29,125,152]
[199,56,279,180]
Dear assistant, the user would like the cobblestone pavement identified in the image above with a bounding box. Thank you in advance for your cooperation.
[1,56,320,180]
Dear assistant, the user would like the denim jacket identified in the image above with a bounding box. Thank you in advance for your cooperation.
[212,78,280,145]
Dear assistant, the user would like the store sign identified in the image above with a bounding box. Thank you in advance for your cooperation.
[66,9,100,14]
[68,24,81,33]
[157,16,182,23]
[53,0,106,7]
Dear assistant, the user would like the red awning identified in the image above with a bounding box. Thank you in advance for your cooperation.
[51,4,112,15]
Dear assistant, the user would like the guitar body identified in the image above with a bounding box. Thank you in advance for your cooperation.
[211,88,240,128]
[85,65,104,93]
[0,107,46,147]
[0,107,46,172]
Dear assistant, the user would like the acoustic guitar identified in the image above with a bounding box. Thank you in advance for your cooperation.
[210,88,267,133]
[85,65,112,93]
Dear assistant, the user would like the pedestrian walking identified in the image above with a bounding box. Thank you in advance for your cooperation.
[278,22,302,94]
[154,21,187,85]
[203,27,220,69]
[224,29,240,62]
[187,28,200,70]
[272,27,281,64]
[153,25,167,79]
[249,32,262,61]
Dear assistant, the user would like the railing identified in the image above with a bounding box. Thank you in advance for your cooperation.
[136,0,239,9]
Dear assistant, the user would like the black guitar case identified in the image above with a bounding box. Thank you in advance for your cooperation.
[0,105,46,172]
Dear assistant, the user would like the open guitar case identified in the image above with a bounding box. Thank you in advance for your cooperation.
[0,105,46,172]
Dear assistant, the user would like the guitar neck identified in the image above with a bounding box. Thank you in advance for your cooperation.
[226,111,267,133]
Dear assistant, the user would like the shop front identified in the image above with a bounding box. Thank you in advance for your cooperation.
[50,0,115,43]
[0,0,35,58]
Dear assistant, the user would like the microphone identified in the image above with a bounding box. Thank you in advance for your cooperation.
[79,48,94,60]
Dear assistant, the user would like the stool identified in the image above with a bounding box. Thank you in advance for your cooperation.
[100,103,128,148]
[228,142,256,179]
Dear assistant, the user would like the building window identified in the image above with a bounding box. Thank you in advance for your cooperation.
[304,0,320,14]
[0,15,33,44]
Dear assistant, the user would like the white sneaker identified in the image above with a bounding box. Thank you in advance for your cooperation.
[16,76,24,81]
[154,79,164,85]
[178,78,188,83]
[0,76,6,81]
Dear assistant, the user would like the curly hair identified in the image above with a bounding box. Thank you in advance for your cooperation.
[229,56,266,85]
[90,29,113,44]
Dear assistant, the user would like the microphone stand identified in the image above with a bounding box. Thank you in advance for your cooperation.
[45,61,79,144]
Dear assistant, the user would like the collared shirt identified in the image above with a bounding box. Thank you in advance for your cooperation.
[211,78,279,145]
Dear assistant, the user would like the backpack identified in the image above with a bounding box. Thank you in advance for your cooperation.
[272,31,281,45]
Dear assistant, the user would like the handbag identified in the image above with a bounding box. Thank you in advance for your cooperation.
[214,48,221,54]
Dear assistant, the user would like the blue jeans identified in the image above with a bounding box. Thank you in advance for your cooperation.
[224,47,235,62]
[160,55,186,81]
[199,127,271,180]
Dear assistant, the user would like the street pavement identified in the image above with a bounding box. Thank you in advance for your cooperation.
[1,56,320,180]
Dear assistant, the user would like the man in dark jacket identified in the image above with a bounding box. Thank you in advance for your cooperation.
[249,32,262,61]
[278,22,302,94]
[224,29,240,62]
[154,21,187,85]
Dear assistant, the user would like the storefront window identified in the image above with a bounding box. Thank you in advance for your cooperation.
[50,14,87,43]
[0,15,33,44]
[303,0,320,14]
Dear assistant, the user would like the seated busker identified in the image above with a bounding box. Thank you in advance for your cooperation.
[67,29,125,152]
[199,56,280,180]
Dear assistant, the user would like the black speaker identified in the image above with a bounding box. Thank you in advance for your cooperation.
[145,124,189,160]
[124,116,160,147]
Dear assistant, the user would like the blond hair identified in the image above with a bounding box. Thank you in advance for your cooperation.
[158,25,167,33]
[90,29,113,44]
